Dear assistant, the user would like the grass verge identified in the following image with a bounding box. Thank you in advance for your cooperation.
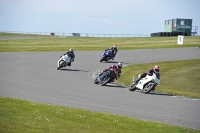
[118,59,200,98]
[1,96,199,133]
[0,35,200,52]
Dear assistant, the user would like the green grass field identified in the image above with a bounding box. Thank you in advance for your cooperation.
[0,33,200,132]
[0,33,200,52]
[1,97,199,133]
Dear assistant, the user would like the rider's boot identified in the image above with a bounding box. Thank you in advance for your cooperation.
[110,54,114,60]
[111,55,114,60]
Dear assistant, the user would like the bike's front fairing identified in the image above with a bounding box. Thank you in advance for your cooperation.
[105,50,112,56]
[97,69,117,84]
[63,54,71,63]
[102,50,112,57]
[136,74,160,90]
[58,54,71,68]
[97,71,110,83]
[100,50,112,62]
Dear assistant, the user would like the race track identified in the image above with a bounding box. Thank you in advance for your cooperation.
[0,48,200,130]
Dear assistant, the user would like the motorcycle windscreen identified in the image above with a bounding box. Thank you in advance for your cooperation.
[63,55,71,63]
[105,50,111,56]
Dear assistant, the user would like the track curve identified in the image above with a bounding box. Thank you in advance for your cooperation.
[0,48,200,130]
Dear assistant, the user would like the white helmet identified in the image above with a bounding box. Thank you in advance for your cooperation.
[117,62,122,69]
[69,48,74,53]
[154,65,160,73]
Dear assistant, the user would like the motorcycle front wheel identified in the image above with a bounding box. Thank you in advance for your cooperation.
[100,76,110,86]
[57,60,64,70]
[94,78,99,84]
[129,83,137,91]
[100,56,106,62]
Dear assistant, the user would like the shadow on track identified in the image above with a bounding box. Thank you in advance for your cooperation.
[100,61,119,63]
[102,83,127,89]
[148,91,174,96]
[60,68,89,72]
[129,90,174,97]
[100,61,130,65]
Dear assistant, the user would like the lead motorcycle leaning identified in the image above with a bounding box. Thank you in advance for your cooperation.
[129,73,160,94]
[100,49,113,62]
[57,54,72,70]
[94,68,118,86]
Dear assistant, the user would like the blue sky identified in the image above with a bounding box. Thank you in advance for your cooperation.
[0,0,200,35]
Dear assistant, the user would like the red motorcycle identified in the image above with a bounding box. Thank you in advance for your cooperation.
[94,68,118,86]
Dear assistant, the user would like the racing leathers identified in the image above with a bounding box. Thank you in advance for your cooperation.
[99,65,121,80]
[135,68,160,83]
[60,51,75,66]
[106,47,118,60]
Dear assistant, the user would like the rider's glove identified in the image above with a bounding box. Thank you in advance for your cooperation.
[98,72,102,76]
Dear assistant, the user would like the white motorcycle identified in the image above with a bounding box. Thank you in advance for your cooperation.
[129,73,160,94]
[57,54,71,70]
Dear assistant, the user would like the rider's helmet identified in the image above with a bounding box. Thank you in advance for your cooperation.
[69,48,74,54]
[117,62,123,69]
[112,45,117,50]
[154,65,160,73]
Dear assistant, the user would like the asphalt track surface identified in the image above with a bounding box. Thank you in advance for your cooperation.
[0,48,200,130]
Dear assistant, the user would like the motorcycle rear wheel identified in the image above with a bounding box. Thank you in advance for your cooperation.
[57,60,64,70]
[142,83,154,94]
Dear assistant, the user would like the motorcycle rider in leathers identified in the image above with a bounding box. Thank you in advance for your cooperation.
[60,48,75,66]
[135,65,160,83]
[99,62,123,81]
[105,45,118,60]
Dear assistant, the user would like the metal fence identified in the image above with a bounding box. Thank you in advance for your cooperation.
[0,31,151,38]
